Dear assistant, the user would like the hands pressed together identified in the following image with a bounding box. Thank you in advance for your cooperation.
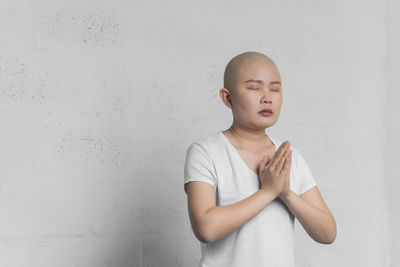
[258,140,292,200]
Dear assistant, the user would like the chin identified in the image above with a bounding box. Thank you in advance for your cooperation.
[256,121,276,129]
[262,116,277,125]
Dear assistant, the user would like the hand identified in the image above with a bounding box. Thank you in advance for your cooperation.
[258,140,292,198]
[278,148,292,200]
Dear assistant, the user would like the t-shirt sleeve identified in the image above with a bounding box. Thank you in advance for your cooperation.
[183,142,217,194]
[294,147,317,195]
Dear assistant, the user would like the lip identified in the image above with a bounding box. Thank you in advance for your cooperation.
[258,109,273,114]
[258,109,273,116]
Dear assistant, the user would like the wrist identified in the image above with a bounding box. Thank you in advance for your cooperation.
[280,190,296,203]
[260,187,278,199]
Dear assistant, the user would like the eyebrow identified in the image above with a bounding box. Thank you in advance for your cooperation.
[245,79,281,85]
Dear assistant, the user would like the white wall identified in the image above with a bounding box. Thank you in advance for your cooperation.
[385,0,400,266]
[0,0,395,266]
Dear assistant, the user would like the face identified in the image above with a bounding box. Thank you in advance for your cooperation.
[220,59,283,129]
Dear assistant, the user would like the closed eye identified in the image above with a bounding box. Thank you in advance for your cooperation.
[248,87,280,91]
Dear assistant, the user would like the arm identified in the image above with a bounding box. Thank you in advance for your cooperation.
[185,181,277,244]
[280,187,336,244]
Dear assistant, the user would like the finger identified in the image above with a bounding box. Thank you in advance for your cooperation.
[270,141,290,170]
[263,154,271,167]
[263,155,272,169]
[276,148,291,174]
[280,150,292,173]
[259,155,268,176]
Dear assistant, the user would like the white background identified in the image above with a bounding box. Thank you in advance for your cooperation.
[0,0,398,266]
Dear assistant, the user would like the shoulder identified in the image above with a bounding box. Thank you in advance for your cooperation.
[289,145,312,173]
[187,131,222,149]
[185,131,222,156]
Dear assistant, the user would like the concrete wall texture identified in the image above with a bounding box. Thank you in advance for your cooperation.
[0,0,398,266]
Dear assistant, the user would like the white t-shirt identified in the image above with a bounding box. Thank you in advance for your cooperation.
[183,130,317,267]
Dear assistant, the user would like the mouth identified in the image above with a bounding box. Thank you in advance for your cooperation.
[258,109,273,115]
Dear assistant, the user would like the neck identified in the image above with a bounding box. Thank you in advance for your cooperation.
[226,123,272,150]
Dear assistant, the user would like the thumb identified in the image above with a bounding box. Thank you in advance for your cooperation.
[263,155,271,166]
[259,155,270,175]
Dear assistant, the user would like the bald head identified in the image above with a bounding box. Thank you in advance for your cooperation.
[223,51,277,92]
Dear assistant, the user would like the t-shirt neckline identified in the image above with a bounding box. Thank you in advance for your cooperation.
[219,131,279,177]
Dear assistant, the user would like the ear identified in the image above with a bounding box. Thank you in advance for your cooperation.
[219,88,232,109]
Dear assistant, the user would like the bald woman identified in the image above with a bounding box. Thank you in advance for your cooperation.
[184,51,336,267]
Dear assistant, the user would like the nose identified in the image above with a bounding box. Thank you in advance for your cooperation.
[263,98,272,104]
[260,89,272,103]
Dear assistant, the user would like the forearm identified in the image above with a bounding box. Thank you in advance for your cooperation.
[281,190,336,244]
[203,189,277,243]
